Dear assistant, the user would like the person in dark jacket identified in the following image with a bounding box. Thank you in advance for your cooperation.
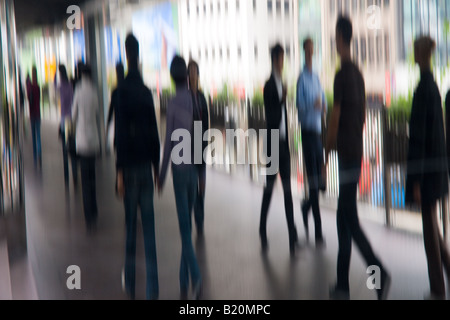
[188,60,209,236]
[115,34,161,300]
[408,36,450,300]
[259,43,298,256]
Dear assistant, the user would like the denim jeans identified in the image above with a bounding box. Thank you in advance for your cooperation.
[336,159,383,292]
[30,119,41,163]
[123,164,158,300]
[172,165,201,292]
[194,168,206,233]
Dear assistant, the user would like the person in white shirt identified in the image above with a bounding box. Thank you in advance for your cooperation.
[71,64,102,232]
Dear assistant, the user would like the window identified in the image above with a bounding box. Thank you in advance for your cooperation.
[199,48,202,59]
[337,0,342,13]
[344,0,350,13]
[197,3,199,16]
[205,48,209,59]
[276,0,281,15]
[187,2,190,16]
[212,47,216,60]
[284,0,289,13]
[268,0,273,14]
[218,1,221,13]
[361,37,367,63]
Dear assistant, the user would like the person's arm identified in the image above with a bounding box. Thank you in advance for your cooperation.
[148,90,160,183]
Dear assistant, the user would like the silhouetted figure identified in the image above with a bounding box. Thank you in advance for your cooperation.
[71,64,101,232]
[259,43,298,256]
[106,62,125,152]
[325,16,390,300]
[27,66,42,167]
[58,65,78,187]
[115,34,160,300]
[159,55,202,300]
[409,36,450,300]
[188,60,209,236]
[297,37,326,247]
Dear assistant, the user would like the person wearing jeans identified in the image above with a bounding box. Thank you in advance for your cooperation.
[159,55,202,300]
[115,34,161,300]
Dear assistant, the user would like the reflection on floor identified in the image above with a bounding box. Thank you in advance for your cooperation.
[23,120,445,300]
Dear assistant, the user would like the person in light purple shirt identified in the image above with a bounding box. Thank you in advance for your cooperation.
[58,65,78,187]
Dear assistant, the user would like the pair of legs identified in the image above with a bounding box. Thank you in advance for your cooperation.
[30,119,42,165]
[173,165,202,297]
[259,140,298,253]
[301,130,324,243]
[123,164,159,300]
[421,200,450,298]
[79,156,98,230]
[335,160,389,299]
[194,167,206,235]
[61,130,78,186]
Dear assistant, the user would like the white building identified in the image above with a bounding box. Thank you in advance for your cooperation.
[178,0,299,99]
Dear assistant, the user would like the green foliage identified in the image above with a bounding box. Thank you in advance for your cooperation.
[388,94,413,121]
[251,90,264,108]
[215,84,237,106]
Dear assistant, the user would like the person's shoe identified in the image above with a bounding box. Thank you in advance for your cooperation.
[376,269,391,300]
[121,268,135,300]
[329,285,350,300]
[180,288,189,300]
[193,281,203,300]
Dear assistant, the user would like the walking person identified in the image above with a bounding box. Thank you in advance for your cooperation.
[27,66,42,167]
[71,64,102,232]
[106,62,125,153]
[115,34,161,300]
[188,60,209,237]
[259,43,298,256]
[410,36,450,300]
[325,16,390,300]
[297,37,326,247]
[159,55,202,300]
[57,65,78,187]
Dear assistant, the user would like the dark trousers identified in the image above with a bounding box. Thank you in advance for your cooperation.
[194,168,206,233]
[123,164,159,300]
[61,135,78,186]
[421,201,450,297]
[301,130,323,240]
[336,159,383,292]
[30,119,41,163]
[79,156,98,228]
[260,140,297,243]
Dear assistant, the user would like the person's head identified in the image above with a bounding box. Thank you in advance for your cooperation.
[170,55,187,88]
[303,37,314,67]
[32,66,37,83]
[336,15,353,56]
[271,43,284,76]
[116,62,125,85]
[188,60,199,91]
[59,65,69,83]
[125,33,139,70]
[80,64,92,80]
[414,36,436,71]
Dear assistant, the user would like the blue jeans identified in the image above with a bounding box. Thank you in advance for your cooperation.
[194,168,206,233]
[172,165,201,292]
[123,164,158,300]
[30,119,41,163]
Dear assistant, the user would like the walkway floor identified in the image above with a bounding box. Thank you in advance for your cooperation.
[22,120,447,300]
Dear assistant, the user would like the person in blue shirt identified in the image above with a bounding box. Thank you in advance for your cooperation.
[296,37,327,247]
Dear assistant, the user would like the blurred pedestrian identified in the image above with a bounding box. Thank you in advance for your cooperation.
[106,62,125,153]
[297,37,326,247]
[71,64,102,232]
[115,34,160,300]
[410,36,450,300]
[325,16,390,300]
[188,59,209,237]
[159,55,202,300]
[259,43,298,256]
[27,66,42,167]
[58,65,78,188]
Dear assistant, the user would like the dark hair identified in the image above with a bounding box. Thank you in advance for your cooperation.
[271,43,284,65]
[116,62,125,84]
[59,65,69,83]
[336,16,353,46]
[80,64,92,79]
[188,60,199,75]
[303,37,313,51]
[125,33,139,66]
[170,55,187,85]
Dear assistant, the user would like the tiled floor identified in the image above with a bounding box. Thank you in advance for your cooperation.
[21,120,447,300]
